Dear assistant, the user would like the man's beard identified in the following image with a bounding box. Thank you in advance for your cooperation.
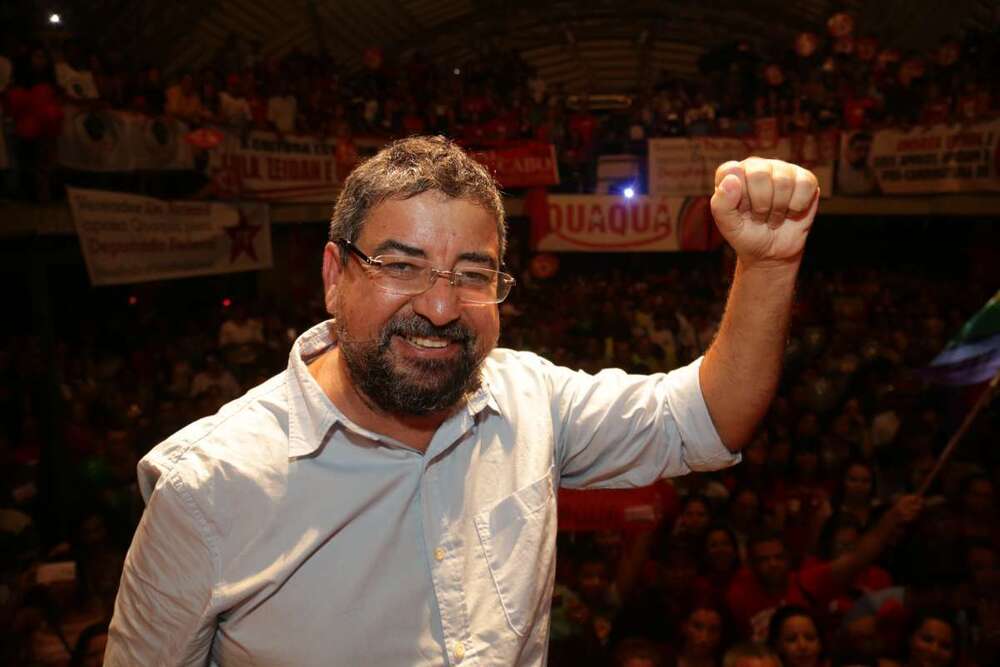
[334,313,487,416]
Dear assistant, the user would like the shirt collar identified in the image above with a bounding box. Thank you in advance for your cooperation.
[287,321,343,458]
[285,320,501,458]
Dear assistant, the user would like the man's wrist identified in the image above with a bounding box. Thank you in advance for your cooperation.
[735,255,803,282]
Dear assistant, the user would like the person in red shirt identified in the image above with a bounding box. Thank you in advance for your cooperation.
[726,494,922,642]
[700,524,742,599]
[802,516,893,627]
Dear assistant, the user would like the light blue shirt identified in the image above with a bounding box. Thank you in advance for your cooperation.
[105,320,738,666]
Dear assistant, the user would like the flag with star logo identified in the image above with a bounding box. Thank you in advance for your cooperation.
[68,187,272,286]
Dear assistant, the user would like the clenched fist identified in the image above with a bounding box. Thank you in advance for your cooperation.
[710,157,820,267]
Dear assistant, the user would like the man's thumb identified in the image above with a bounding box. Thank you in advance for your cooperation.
[710,173,743,226]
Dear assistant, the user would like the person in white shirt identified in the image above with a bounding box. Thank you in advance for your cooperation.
[165,72,209,124]
[217,73,251,129]
[266,79,298,135]
[106,136,820,666]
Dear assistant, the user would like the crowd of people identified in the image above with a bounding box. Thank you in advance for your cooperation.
[1,220,996,664]
[1,12,999,667]
[2,15,999,201]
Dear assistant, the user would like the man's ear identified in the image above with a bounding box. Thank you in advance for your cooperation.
[321,241,343,316]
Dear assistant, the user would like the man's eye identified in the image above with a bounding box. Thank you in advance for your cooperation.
[381,262,421,277]
[457,270,494,286]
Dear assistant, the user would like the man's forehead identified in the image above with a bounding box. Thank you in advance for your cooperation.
[359,196,500,264]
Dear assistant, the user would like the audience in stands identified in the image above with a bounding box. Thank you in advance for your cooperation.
[2,17,999,201]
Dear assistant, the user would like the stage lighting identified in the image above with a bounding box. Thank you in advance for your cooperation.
[127,295,138,306]
[623,186,635,199]
[49,13,61,24]
[453,68,461,76]
[222,297,232,308]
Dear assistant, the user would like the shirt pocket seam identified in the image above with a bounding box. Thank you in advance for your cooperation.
[473,469,554,637]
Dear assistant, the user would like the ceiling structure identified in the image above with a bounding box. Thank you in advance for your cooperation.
[82,0,997,94]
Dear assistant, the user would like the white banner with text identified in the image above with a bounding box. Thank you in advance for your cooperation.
[68,187,272,286]
[648,135,834,197]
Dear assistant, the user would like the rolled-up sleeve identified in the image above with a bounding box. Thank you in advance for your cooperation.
[662,356,741,472]
[553,356,740,489]
[105,468,219,666]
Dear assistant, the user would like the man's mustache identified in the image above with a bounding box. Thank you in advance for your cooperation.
[378,316,474,350]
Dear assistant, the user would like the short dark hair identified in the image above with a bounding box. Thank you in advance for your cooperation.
[613,638,664,667]
[723,642,779,667]
[747,530,786,556]
[328,135,506,262]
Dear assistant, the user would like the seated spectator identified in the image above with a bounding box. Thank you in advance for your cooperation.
[727,496,921,642]
[266,78,298,135]
[684,90,717,136]
[674,494,714,544]
[614,543,711,647]
[669,603,729,667]
[881,610,958,667]
[218,73,251,129]
[218,304,265,370]
[190,354,241,403]
[133,66,165,115]
[832,459,884,531]
[766,605,826,667]
[809,515,893,616]
[701,524,742,598]
[165,73,208,124]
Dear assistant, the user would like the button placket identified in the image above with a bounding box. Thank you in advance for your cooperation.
[422,466,474,665]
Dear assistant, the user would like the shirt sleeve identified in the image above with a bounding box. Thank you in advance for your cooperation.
[105,467,219,666]
[797,563,838,607]
[552,356,740,489]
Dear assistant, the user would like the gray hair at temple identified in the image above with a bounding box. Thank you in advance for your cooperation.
[328,135,506,263]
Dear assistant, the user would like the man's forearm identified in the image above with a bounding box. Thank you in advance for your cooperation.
[698,258,799,451]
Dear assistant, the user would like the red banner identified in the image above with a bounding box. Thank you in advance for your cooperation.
[470,142,559,188]
[558,481,679,533]
[528,192,724,253]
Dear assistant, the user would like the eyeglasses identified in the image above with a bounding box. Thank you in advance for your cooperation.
[336,238,515,305]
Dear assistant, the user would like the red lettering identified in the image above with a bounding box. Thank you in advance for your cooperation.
[588,205,606,233]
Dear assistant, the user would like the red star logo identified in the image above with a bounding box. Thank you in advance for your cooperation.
[225,211,261,262]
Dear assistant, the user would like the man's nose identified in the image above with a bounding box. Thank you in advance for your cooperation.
[411,273,462,326]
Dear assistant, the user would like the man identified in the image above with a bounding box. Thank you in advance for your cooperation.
[165,73,209,125]
[726,494,922,642]
[836,131,879,196]
[106,136,819,665]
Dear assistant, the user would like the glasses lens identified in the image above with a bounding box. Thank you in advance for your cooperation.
[368,255,514,304]
[367,255,430,294]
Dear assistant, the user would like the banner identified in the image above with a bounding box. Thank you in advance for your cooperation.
[558,481,678,533]
[469,142,559,188]
[68,187,272,286]
[648,135,834,197]
[529,193,723,253]
[839,121,1000,195]
[58,106,194,171]
[210,130,339,202]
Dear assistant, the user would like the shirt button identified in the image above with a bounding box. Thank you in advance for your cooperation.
[453,642,465,662]
[434,547,446,562]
